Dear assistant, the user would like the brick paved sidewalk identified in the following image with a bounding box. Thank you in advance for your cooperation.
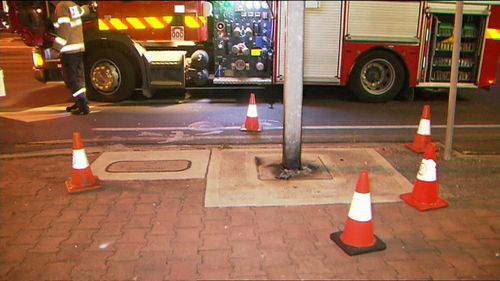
[1,146,500,280]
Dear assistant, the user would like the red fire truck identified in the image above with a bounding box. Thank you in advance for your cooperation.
[6,1,500,102]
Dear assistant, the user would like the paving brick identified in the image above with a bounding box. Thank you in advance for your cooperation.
[87,235,119,252]
[295,255,333,280]
[134,251,168,280]
[200,249,231,268]
[118,228,147,243]
[418,225,450,241]
[260,248,293,267]
[283,222,315,241]
[472,224,500,239]
[230,240,260,258]
[44,222,75,237]
[387,260,432,280]
[154,209,179,223]
[134,203,157,215]
[464,248,500,266]
[66,198,94,210]
[61,229,94,245]
[0,245,32,262]
[70,251,112,280]
[103,261,137,280]
[139,194,162,204]
[204,207,229,221]
[149,219,176,236]
[25,215,53,230]
[37,206,63,217]
[255,217,282,233]
[439,219,469,233]
[198,265,231,280]
[124,215,153,229]
[482,264,500,279]
[74,215,105,230]
[259,230,287,249]
[95,221,125,236]
[167,260,199,281]
[179,202,205,215]
[202,219,229,234]
[7,229,42,245]
[230,211,255,226]
[356,255,390,272]
[109,242,144,261]
[440,251,490,278]
[253,208,278,219]
[201,233,230,250]
[326,259,362,280]
[288,238,318,257]
[170,242,201,261]
[229,225,258,241]
[279,210,307,225]
[453,231,484,249]
[85,204,110,216]
[308,216,334,230]
[0,262,16,278]
[230,257,266,279]
[56,243,89,262]
[473,208,500,218]
[7,252,58,281]
[142,234,173,253]
[54,210,83,223]
[175,227,200,242]
[176,214,202,228]
[41,261,75,280]
[264,265,300,280]
[30,236,66,253]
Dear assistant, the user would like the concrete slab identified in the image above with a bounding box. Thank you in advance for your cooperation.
[91,150,210,180]
[205,147,413,207]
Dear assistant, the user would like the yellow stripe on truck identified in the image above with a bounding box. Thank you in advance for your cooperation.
[126,17,146,30]
[98,15,203,31]
[486,28,500,40]
[98,19,109,30]
[109,18,128,30]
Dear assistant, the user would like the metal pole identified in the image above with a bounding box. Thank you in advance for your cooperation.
[282,1,305,169]
[444,1,463,160]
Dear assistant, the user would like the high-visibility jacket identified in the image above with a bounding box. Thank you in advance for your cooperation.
[52,1,88,54]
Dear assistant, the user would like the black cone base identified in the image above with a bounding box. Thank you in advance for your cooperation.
[330,231,386,256]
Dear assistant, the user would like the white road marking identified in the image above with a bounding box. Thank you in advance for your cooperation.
[93,124,500,132]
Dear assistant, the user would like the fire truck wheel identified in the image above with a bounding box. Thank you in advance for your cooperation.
[85,50,136,102]
[348,50,405,103]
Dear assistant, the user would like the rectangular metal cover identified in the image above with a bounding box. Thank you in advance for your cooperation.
[347,1,421,42]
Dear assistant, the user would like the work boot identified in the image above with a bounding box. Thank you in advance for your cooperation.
[66,102,78,112]
[71,98,90,115]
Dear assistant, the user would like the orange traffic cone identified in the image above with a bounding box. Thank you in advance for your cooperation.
[65,132,101,194]
[405,105,432,153]
[400,143,448,211]
[330,171,386,256]
[240,93,262,132]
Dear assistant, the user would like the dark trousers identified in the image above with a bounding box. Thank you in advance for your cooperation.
[60,52,86,100]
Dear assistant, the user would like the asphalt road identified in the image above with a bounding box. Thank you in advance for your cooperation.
[1,31,500,154]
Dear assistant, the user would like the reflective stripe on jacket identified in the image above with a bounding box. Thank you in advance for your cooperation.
[52,1,87,54]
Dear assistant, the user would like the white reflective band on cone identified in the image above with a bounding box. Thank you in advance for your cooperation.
[417,119,431,135]
[246,104,258,118]
[347,192,372,222]
[417,159,437,182]
[72,149,89,169]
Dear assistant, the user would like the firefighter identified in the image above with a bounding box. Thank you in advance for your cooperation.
[50,1,90,115]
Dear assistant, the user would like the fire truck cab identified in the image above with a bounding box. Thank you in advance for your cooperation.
[6,1,500,102]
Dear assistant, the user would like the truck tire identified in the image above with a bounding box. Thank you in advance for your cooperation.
[348,50,405,103]
[85,50,136,102]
